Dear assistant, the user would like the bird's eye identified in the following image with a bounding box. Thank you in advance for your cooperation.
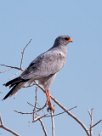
[64,37,70,41]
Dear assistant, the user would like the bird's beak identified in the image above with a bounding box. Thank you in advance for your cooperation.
[68,38,73,42]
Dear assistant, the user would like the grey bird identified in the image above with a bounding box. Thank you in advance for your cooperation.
[3,35,73,112]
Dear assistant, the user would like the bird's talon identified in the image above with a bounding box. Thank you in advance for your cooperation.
[47,105,55,113]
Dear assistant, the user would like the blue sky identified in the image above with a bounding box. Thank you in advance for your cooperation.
[0,0,102,136]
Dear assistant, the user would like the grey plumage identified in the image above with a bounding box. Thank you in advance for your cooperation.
[3,35,72,100]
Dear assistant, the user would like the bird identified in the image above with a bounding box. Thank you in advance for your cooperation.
[3,35,73,112]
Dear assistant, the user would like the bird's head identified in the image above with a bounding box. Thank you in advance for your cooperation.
[54,35,73,47]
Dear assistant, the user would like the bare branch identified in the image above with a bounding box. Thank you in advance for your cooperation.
[27,102,34,107]
[20,39,32,69]
[39,119,48,136]
[0,64,23,71]
[34,82,90,136]
[51,97,90,136]
[50,112,55,136]
[14,104,46,115]
[1,126,20,136]
[88,109,94,136]
[0,39,32,72]
[0,116,20,136]
[32,114,48,122]
[27,93,47,134]
[14,110,33,115]
[14,106,77,119]
[31,86,48,136]
[32,86,38,121]
[14,81,102,136]
[91,120,102,128]
[15,81,90,136]
[14,106,76,119]
[50,106,77,117]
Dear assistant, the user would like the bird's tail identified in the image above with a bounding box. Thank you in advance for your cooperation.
[3,77,28,100]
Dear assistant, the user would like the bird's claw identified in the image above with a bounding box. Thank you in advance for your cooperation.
[47,106,55,113]
[46,101,55,113]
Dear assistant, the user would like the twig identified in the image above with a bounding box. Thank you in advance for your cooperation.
[91,120,102,128]
[50,106,77,117]
[14,104,46,115]
[39,119,48,136]
[51,97,90,136]
[32,114,48,122]
[14,106,77,119]
[50,112,55,136]
[27,102,46,112]
[27,102,34,107]
[0,64,23,71]
[32,86,48,136]
[14,110,33,115]
[0,116,20,136]
[20,39,32,69]
[32,86,38,121]
[26,82,47,136]
[88,109,102,136]
[88,109,94,136]
[0,39,32,72]
[14,106,76,118]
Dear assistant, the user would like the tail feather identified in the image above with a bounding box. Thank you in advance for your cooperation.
[3,77,29,100]
[3,82,25,100]
[4,77,22,87]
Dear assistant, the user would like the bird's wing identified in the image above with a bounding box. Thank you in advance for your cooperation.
[21,49,66,80]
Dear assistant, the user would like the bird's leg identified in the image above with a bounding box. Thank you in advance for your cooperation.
[45,89,55,113]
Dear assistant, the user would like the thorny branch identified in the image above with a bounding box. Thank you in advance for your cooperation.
[0,116,20,136]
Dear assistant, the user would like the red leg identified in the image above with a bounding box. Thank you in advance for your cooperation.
[45,89,55,113]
